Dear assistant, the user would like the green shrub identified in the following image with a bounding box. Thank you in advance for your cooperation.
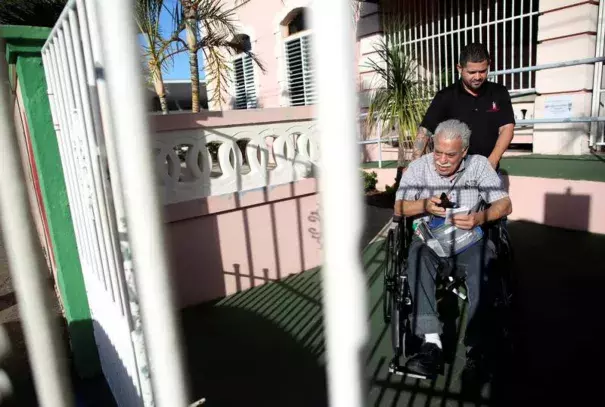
[385,182,397,197]
[362,170,378,192]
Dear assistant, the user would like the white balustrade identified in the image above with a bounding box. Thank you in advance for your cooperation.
[154,120,319,204]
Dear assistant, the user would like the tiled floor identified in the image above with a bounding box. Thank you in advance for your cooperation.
[182,220,605,407]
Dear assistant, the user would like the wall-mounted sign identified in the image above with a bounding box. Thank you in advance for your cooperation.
[544,95,573,119]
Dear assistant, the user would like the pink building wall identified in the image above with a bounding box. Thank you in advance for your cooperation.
[216,0,364,110]
[152,107,321,308]
[164,178,322,308]
[221,0,285,109]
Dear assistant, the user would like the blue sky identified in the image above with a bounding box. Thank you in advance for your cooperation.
[156,0,205,81]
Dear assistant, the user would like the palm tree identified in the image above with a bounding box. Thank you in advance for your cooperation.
[136,0,185,114]
[364,26,433,188]
[174,0,264,111]
[0,0,66,27]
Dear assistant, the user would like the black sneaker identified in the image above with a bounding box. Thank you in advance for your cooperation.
[404,342,443,378]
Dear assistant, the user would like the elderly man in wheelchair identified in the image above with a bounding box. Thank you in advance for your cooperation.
[387,119,513,380]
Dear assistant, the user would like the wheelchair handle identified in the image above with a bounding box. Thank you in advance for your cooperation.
[392,214,403,224]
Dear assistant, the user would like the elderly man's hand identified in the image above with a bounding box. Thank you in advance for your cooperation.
[424,196,446,217]
[451,212,483,230]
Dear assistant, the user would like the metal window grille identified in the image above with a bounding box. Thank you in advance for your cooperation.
[285,33,316,106]
[386,0,540,92]
[233,54,257,109]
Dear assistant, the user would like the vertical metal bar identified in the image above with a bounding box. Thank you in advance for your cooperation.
[438,0,443,89]
[495,0,499,83]
[464,0,468,45]
[529,0,533,87]
[312,0,367,405]
[451,0,456,83]
[503,0,507,88]
[414,0,420,81]
[487,0,491,56]
[472,0,475,42]
[0,38,75,407]
[512,0,516,90]
[457,0,461,73]
[479,0,482,42]
[406,4,411,65]
[520,0,524,88]
[401,3,406,55]
[430,0,436,89]
[590,0,605,146]
[419,1,424,86]
[396,1,401,51]
[94,0,190,406]
[443,0,449,87]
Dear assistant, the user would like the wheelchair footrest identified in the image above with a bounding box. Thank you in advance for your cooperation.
[388,358,432,380]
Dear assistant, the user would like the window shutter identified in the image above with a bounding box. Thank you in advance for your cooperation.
[233,54,257,109]
[285,33,315,106]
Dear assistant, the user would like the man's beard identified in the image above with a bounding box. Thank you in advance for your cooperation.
[436,162,454,174]
[464,77,485,90]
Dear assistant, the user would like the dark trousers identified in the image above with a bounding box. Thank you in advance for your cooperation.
[405,237,497,347]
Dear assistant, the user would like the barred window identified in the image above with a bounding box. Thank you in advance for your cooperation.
[385,0,540,93]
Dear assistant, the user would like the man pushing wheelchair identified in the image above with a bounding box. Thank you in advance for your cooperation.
[393,118,513,379]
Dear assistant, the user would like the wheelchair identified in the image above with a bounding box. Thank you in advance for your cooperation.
[382,214,514,379]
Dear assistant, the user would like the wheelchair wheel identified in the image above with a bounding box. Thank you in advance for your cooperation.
[390,295,403,356]
[390,280,419,358]
[383,228,395,323]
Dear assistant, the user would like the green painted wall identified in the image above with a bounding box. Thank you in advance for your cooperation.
[1,25,100,378]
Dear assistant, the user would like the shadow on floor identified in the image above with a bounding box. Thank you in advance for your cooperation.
[181,270,328,407]
[504,220,605,407]
[178,218,605,407]
[368,220,605,407]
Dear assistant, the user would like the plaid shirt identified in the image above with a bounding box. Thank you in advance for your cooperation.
[395,154,508,214]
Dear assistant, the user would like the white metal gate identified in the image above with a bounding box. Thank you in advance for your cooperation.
[386,0,540,93]
[41,0,153,405]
